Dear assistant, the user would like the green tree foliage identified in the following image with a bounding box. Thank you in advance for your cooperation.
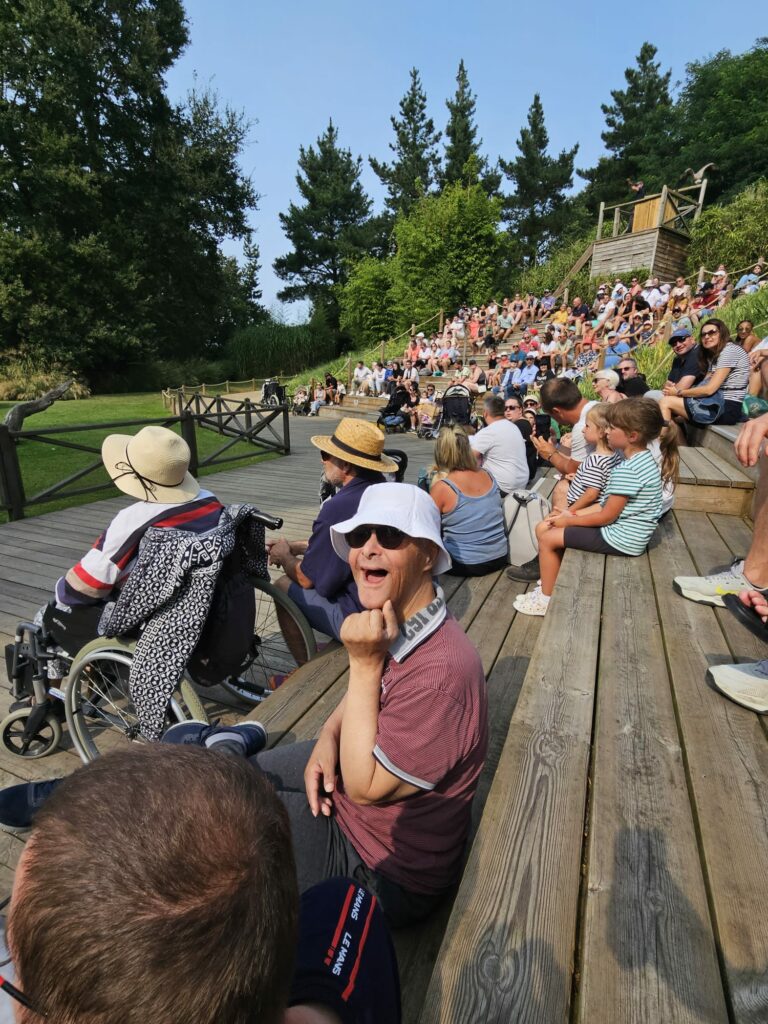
[688,179,768,273]
[391,182,503,324]
[675,40,768,203]
[369,68,441,219]
[500,94,578,266]
[442,61,500,194]
[339,257,397,349]
[578,43,675,211]
[273,120,372,337]
[0,1,259,382]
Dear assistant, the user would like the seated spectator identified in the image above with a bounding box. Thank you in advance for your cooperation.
[735,319,761,352]
[523,394,560,446]
[402,359,419,383]
[641,278,664,312]
[645,329,701,401]
[452,358,470,382]
[267,419,394,654]
[507,354,538,398]
[429,425,508,576]
[659,318,750,431]
[402,380,422,430]
[602,331,631,369]
[568,296,591,335]
[468,393,529,497]
[669,305,694,336]
[734,263,764,296]
[710,264,730,295]
[324,373,338,404]
[464,358,487,393]
[0,744,402,1024]
[539,331,559,370]
[509,293,526,327]
[372,360,388,396]
[550,304,569,328]
[504,396,537,481]
[404,334,422,364]
[417,339,433,369]
[612,279,627,303]
[495,308,514,341]
[592,368,625,404]
[309,383,326,416]
[540,289,556,317]
[615,357,649,396]
[691,281,718,317]
[379,381,410,426]
[667,274,692,311]
[353,360,374,396]
[532,378,597,509]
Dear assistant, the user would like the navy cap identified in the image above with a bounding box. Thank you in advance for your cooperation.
[669,328,693,343]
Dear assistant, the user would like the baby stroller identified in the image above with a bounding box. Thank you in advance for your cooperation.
[416,397,442,440]
[433,383,475,433]
[261,378,287,406]
[377,387,410,434]
[292,389,311,416]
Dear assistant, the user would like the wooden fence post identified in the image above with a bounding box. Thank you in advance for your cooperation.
[596,202,605,239]
[380,339,386,365]
[438,309,444,333]
[612,207,621,237]
[225,381,231,394]
[698,265,706,288]
[215,396,223,434]
[0,424,26,521]
[179,412,199,476]
[282,404,291,455]
[243,398,253,435]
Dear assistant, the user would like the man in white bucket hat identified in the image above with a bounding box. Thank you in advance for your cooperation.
[42,425,222,654]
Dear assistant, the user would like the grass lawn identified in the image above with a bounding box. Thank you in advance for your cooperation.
[0,393,279,522]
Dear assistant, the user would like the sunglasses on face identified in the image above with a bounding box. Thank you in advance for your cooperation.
[505,404,519,411]
[701,329,719,337]
[346,525,407,550]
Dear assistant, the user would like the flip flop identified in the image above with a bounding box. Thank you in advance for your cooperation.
[722,593,768,642]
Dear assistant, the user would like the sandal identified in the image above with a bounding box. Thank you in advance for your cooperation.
[722,593,768,641]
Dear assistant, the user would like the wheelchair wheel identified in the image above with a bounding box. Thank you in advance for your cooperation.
[220,578,317,705]
[65,642,207,763]
[0,707,62,759]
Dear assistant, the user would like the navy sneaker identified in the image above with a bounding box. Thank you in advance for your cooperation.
[161,721,268,758]
[0,778,62,835]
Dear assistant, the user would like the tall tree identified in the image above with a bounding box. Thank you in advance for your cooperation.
[500,94,578,266]
[442,61,500,193]
[0,1,259,380]
[369,68,441,218]
[578,42,675,211]
[274,121,372,335]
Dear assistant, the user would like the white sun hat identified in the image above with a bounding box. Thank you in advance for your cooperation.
[330,482,451,574]
[102,426,200,503]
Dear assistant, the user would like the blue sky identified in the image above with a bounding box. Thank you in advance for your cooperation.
[164,1,759,316]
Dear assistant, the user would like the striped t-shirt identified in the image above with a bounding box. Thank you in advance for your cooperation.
[709,342,750,403]
[600,449,662,555]
[567,451,621,505]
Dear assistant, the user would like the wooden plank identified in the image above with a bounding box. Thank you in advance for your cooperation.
[674,484,749,517]
[678,447,730,486]
[578,554,727,1023]
[648,516,768,1022]
[676,448,698,486]
[696,449,753,488]
[419,551,605,1024]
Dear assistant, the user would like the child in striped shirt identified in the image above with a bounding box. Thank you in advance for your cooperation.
[515,399,679,616]
[564,403,621,512]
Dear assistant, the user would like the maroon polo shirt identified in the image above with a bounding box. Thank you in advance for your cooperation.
[333,589,488,894]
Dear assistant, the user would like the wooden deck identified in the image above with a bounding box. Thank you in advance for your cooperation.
[0,416,765,1023]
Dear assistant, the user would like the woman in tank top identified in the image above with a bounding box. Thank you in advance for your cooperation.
[429,424,508,576]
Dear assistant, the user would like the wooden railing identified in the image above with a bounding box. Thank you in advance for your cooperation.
[0,402,290,521]
[596,181,707,240]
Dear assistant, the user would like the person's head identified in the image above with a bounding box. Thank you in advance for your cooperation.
[698,318,732,368]
[331,482,451,616]
[524,354,535,366]
[482,393,505,422]
[736,320,754,342]
[425,383,436,397]
[9,746,298,1024]
[583,402,612,448]
[311,418,398,487]
[504,397,522,421]
[592,369,620,397]
[669,328,695,356]
[101,426,200,504]
[539,378,584,425]
[433,423,477,475]
[616,357,638,380]
[605,398,679,484]
[523,396,539,413]
[357,360,364,368]
[405,359,413,368]
[524,410,537,428]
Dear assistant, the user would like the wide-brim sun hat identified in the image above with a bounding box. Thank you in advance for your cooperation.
[330,482,451,575]
[102,425,200,504]
[311,417,399,474]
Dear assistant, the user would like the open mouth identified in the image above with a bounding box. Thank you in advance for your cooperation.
[363,568,388,584]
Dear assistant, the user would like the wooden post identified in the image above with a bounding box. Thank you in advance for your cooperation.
[698,265,706,288]
[243,397,253,435]
[0,424,26,521]
[216,395,223,435]
[282,404,291,455]
[694,178,708,221]
[225,381,230,394]
[201,384,207,397]
[380,339,386,365]
[562,287,570,308]
[596,202,605,239]
[438,309,444,333]
[612,207,621,237]
[657,185,668,228]
[179,412,199,477]
[346,357,352,392]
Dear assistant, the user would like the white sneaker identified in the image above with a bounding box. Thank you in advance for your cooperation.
[514,587,551,617]
[707,660,768,713]
[673,559,753,607]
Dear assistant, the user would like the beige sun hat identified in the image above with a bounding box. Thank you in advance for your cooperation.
[102,426,200,504]
[311,418,399,473]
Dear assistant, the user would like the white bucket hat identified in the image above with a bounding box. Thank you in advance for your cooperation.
[102,425,200,504]
[330,483,451,574]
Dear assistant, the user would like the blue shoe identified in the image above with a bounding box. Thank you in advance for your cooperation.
[0,778,62,835]
[161,721,268,757]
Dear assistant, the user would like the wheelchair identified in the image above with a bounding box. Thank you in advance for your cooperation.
[2,514,317,763]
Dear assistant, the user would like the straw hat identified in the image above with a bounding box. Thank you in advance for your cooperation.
[102,426,200,504]
[311,418,398,473]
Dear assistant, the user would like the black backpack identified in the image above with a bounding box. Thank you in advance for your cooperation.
[187,550,256,687]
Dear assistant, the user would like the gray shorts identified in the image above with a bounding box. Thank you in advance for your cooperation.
[287,582,346,640]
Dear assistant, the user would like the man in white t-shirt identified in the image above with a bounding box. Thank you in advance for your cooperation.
[469,394,529,497]
[352,361,374,395]
[532,378,597,508]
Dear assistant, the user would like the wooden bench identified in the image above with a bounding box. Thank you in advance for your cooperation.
[676,445,754,516]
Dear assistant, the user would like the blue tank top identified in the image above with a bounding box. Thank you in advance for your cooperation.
[439,473,508,565]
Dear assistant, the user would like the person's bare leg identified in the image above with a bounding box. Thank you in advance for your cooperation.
[538,527,566,595]
[745,459,768,587]
[273,574,311,666]
[551,478,569,510]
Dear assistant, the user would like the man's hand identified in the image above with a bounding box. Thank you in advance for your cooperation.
[267,537,292,568]
[662,382,678,396]
[551,511,575,529]
[531,434,555,459]
[560,433,573,451]
[341,600,400,667]
[304,729,339,817]
[734,413,768,467]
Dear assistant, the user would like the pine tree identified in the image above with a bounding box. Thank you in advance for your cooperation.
[274,121,372,333]
[578,42,675,209]
[442,60,499,193]
[500,94,578,266]
[369,68,441,218]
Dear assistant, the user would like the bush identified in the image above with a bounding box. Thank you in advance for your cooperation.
[339,257,397,349]
[0,355,91,401]
[227,320,336,379]
[688,179,768,274]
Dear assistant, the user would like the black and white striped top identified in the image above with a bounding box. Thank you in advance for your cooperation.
[709,342,750,404]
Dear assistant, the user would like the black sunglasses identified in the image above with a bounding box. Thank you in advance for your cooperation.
[700,328,719,337]
[346,525,407,550]
[505,404,520,411]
